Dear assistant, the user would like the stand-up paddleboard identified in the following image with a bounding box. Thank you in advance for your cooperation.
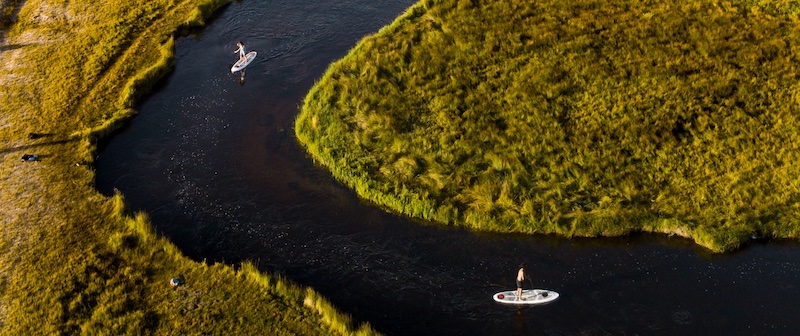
[493,289,559,305]
[231,51,257,73]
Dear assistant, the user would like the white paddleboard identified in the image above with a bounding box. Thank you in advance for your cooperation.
[493,289,559,305]
[231,51,257,72]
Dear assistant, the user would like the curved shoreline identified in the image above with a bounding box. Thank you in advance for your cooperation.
[0,0,375,334]
[295,0,800,253]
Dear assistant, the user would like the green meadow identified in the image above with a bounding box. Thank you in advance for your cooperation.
[0,0,376,334]
[296,0,800,252]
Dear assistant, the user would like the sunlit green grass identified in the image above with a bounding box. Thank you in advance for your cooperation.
[0,0,376,334]
[296,0,800,252]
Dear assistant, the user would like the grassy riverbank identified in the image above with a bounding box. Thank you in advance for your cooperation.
[0,0,375,334]
[296,0,800,252]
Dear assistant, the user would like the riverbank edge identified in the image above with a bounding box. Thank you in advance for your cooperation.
[293,1,779,253]
[0,0,377,334]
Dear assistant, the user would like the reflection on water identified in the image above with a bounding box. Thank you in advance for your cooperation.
[95,1,800,335]
[237,68,246,86]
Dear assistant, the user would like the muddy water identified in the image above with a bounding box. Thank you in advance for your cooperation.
[95,1,800,335]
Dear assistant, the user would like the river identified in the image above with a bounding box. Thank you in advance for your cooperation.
[94,1,800,335]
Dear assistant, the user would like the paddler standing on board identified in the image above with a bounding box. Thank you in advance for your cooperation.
[234,41,247,61]
[516,262,528,300]
[234,41,247,83]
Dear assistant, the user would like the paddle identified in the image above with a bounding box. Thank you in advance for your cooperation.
[526,278,547,299]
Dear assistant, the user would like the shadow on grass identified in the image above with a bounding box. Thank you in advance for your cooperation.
[0,138,75,156]
[0,43,27,52]
[0,0,29,33]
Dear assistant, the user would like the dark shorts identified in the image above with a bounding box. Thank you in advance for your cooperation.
[516,280,523,288]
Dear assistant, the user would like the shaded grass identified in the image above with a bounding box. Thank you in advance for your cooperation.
[0,0,377,334]
[296,0,800,252]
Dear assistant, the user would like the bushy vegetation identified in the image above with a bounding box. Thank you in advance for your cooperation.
[0,0,376,334]
[296,0,800,252]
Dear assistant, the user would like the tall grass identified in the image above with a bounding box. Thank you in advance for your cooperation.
[0,0,378,334]
[296,0,800,252]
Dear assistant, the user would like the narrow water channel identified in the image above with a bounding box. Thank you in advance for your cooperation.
[95,1,800,335]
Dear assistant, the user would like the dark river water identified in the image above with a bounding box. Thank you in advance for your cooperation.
[95,1,800,335]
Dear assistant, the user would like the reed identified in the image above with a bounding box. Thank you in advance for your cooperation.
[296,0,800,252]
[0,0,376,334]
